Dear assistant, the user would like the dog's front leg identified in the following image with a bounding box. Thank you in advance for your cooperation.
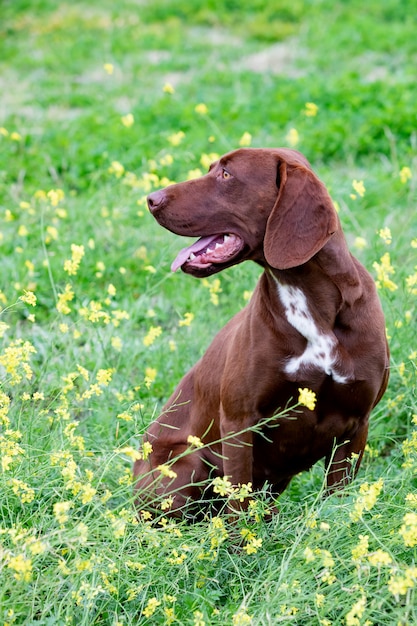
[220,406,254,514]
[325,420,369,493]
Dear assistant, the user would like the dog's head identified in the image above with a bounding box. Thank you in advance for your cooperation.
[147,148,339,277]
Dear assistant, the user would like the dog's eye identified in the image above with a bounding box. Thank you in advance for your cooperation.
[222,169,231,179]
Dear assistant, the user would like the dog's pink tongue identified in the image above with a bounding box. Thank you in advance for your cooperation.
[171,235,219,272]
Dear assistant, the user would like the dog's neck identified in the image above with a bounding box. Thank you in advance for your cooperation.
[265,233,363,328]
[264,241,360,384]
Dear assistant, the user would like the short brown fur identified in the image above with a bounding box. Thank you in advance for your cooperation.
[134,148,389,518]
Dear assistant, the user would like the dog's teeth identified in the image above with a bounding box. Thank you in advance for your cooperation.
[189,253,196,260]
[215,243,223,250]
[224,235,231,242]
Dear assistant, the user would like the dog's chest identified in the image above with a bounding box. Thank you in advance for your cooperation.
[274,281,347,384]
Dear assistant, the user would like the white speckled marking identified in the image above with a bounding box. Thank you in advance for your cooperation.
[275,280,347,383]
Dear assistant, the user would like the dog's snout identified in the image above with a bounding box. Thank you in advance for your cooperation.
[147,189,166,214]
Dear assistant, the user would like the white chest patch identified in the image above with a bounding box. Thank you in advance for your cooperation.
[275,281,347,384]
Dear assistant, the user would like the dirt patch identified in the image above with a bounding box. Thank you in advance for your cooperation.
[240,38,306,77]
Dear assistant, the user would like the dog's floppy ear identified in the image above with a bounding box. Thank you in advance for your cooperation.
[264,158,339,270]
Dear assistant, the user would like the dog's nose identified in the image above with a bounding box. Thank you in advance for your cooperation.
[147,189,166,214]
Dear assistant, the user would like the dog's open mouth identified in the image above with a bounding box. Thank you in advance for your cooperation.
[171,234,244,272]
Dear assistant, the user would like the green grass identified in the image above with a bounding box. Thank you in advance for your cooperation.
[0,0,417,623]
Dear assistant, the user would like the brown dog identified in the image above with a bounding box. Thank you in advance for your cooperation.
[134,148,389,519]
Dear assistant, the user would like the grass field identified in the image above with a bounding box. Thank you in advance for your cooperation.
[1,0,417,623]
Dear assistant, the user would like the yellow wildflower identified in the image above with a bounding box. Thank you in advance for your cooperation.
[10,478,35,504]
[161,496,174,511]
[304,102,319,117]
[286,128,299,147]
[241,529,262,555]
[63,243,85,276]
[80,484,97,504]
[321,549,334,568]
[53,501,73,525]
[117,446,142,461]
[111,516,127,538]
[111,336,123,351]
[351,534,369,561]
[179,312,194,327]
[142,441,153,459]
[168,131,185,146]
[56,284,74,315]
[202,277,222,305]
[195,103,208,115]
[234,482,253,502]
[75,364,89,381]
[212,476,234,497]
[0,339,36,385]
[108,161,125,178]
[388,567,417,597]
[399,512,417,547]
[96,368,113,386]
[350,478,383,521]
[352,180,366,198]
[232,609,252,625]
[304,546,315,562]
[0,391,11,427]
[79,300,111,324]
[167,549,187,565]
[187,435,204,448]
[406,269,417,295]
[117,411,132,422]
[239,132,252,147]
[163,82,175,94]
[25,260,35,274]
[373,252,398,291]
[26,538,48,555]
[193,610,205,626]
[80,383,103,400]
[399,166,412,183]
[47,188,64,206]
[143,325,162,346]
[20,290,36,306]
[378,227,392,245]
[96,260,106,275]
[298,387,317,411]
[345,595,366,626]
[143,597,161,618]
[121,113,134,127]
[353,236,367,250]
[158,464,177,479]
[144,367,157,388]
[208,516,228,551]
[187,168,203,180]
[406,492,417,505]
[7,554,32,582]
[367,550,392,567]
[200,152,219,170]
[107,283,116,296]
